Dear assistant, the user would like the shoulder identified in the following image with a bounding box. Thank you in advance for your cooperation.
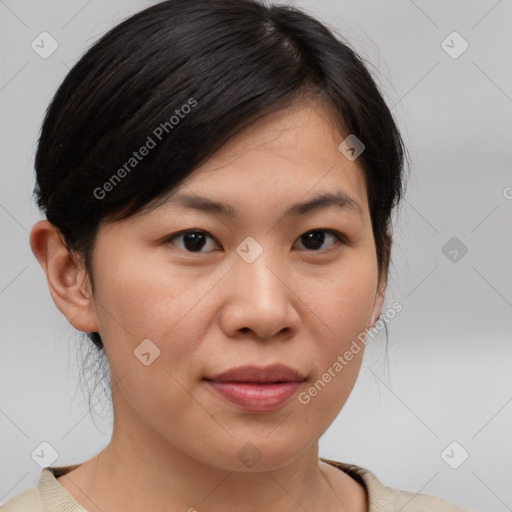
[1,465,85,512]
[0,486,42,512]
[320,457,471,512]
[375,483,470,511]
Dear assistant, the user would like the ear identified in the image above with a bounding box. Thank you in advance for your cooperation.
[29,220,99,333]
[369,270,387,327]
[368,232,392,326]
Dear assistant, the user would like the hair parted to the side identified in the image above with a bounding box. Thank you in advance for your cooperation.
[33,0,408,410]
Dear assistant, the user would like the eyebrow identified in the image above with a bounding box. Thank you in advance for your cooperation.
[165,190,362,219]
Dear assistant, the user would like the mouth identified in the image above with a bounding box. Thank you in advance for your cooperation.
[203,364,306,412]
[204,381,304,412]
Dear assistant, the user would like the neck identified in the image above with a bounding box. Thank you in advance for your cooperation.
[89,435,341,512]
[59,389,357,512]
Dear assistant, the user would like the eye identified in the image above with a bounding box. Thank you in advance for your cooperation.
[165,228,347,254]
[166,230,220,253]
[293,229,347,252]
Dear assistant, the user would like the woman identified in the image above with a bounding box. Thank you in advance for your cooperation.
[2,1,469,510]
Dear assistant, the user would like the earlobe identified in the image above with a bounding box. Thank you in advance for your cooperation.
[29,220,99,333]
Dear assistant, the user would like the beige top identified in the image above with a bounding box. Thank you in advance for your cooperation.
[1,458,470,511]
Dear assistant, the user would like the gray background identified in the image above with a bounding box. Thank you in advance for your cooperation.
[1,1,511,511]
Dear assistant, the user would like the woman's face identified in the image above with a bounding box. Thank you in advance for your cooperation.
[83,99,386,470]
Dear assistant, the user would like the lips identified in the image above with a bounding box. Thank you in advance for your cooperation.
[204,364,306,412]
[205,363,306,383]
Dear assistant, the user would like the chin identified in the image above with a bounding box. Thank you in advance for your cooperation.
[200,435,313,473]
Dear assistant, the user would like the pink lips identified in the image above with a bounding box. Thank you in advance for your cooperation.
[204,364,305,412]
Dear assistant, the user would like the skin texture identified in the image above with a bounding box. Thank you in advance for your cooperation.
[30,98,387,512]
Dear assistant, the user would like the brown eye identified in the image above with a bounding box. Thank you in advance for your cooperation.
[167,230,219,253]
[293,229,346,252]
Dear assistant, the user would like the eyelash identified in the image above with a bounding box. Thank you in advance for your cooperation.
[165,228,348,254]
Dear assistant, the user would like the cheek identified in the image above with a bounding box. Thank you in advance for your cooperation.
[91,250,225,381]
[298,254,378,406]
[91,253,210,427]
[330,278,376,341]
[93,249,192,339]
[305,253,378,348]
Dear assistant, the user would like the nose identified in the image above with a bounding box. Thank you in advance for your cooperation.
[218,249,301,340]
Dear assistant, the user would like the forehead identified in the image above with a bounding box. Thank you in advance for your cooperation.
[193,99,347,172]
[164,98,368,215]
